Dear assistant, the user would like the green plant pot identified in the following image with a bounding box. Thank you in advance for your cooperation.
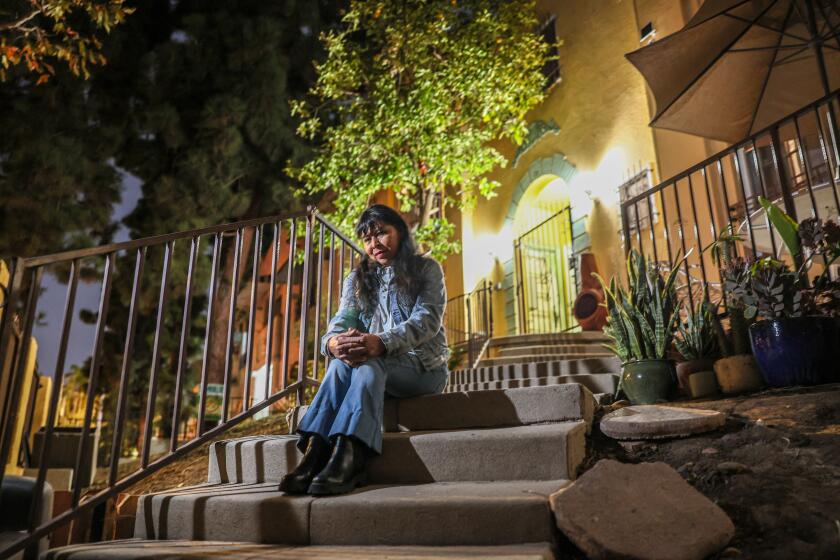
[620,360,676,405]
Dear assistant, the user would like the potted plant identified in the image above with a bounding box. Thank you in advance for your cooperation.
[742,199,840,387]
[674,299,720,397]
[594,249,684,405]
[705,226,765,395]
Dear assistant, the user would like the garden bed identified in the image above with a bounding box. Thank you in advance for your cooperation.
[586,384,840,559]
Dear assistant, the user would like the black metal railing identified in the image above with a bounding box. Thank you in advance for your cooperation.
[0,208,363,558]
[513,206,580,334]
[621,91,840,309]
[444,280,493,368]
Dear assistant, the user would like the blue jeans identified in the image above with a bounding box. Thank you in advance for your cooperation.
[296,353,448,454]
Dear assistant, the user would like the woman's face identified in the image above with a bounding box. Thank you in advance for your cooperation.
[362,221,401,266]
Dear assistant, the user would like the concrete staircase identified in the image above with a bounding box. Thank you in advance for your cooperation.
[449,332,621,397]
[44,383,596,559]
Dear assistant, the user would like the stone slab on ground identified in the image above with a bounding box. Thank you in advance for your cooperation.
[208,422,586,484]
[134,482,313,544]
[600,405,726,440]
[550,460,734,560]
[310,480,568,546]
[41,540,556,559]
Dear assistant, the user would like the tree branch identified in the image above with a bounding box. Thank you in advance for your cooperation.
[0,8,42,32]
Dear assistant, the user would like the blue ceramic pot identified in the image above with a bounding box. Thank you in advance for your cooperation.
[749,316,840,387]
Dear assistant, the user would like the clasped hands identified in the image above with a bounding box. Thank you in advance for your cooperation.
[328,328,386,367]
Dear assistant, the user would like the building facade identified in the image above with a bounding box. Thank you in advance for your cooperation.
[444,0,728,338]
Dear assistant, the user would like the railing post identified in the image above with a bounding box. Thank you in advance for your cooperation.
[770,125,806,271]
[620,203,632,257]
[0,257,27,505]
[466,296,473,367]
[486,280,494,340]
[297,210,315,406]
[770,125,799,222]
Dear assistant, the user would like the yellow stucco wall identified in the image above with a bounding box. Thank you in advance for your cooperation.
[450,0,732,316]
[460,0,661,297]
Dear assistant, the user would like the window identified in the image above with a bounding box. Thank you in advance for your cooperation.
[540,16,561,89]
[619,168,658,232]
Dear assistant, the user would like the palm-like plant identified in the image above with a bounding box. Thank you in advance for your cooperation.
[594,250,687,364]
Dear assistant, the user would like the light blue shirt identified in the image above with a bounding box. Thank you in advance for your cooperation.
[320,256,450,371]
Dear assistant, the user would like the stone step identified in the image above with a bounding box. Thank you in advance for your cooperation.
[495,343,608,357]
[135,480,568,546]
[42,540,557,559]
[488,332,609,348]
[478,353,615,367]
[390,383,595,431]
[209,422,586,485]
[446,374,619,396]
[450,358,621,385]
[290,384,595,434]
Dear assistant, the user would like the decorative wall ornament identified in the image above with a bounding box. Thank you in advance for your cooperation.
[505,154,577,229]
[513,119,561,167]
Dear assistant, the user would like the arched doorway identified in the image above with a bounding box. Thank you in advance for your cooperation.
[500,155,578,334]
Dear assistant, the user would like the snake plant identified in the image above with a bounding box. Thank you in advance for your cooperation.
[675,299,719,360]
[593,249,687,364]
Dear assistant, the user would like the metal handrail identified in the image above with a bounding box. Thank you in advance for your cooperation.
[0,207,364,558]
[620,91,840,313]
[622,88,840,207]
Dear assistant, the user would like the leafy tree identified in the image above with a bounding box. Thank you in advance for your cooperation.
[289,0,552,257]
[0,71,122,257]
[0,0,133,83]
[113,0,340,394]
[75,0,342,455]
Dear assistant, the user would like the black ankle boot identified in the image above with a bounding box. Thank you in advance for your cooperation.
[307,435,368,495]
[279,433,330,494]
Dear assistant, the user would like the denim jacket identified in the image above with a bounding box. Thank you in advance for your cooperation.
[320,256,450,371]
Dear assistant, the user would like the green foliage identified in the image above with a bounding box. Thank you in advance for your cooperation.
[705,224,755,356]
[675,299,719,361]
[593,250,685,364]
[759,196,800,258]
[0,0,133,82]
[288,0,553,258]
[719,203,840,322]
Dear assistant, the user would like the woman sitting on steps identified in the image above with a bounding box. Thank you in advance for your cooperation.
[279,204,450,495]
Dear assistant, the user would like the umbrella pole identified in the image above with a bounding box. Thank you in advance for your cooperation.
[806,0,840,172]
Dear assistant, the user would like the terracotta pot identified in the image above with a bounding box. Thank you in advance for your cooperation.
[621,359,676,404]
[675,358,715,394]
[573,288,607,331]
[688,370,719,398]
[713,355,764,395]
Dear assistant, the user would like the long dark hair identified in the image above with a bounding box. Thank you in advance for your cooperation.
[353,204,425,313]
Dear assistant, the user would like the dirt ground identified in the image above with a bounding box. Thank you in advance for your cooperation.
[584,383,840,560]
[90,413,290,496]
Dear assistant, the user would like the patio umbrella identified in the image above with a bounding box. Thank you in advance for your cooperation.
[626,0,840,143]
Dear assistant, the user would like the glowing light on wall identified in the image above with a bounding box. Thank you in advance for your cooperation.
[568,147,628,211]
[460,215,514,292]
